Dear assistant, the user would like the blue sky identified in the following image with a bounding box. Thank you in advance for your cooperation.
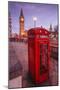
[8,2,58,34]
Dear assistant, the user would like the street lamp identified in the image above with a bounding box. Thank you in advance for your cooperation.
[33,17,37,28]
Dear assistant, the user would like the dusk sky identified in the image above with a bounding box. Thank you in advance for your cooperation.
[8,2,58,34]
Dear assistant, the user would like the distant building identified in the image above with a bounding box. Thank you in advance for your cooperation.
[8,12,12,39]
[49,25,58,41]
[49,24,52,32]
[54,25,58,32]
[19,8,28,39]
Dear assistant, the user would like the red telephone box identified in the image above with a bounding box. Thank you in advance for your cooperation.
[28,27,50,84]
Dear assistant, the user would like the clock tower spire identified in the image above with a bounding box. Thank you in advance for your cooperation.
[19,8,24,38]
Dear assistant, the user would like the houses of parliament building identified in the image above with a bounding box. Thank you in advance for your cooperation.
[19,8,28,39]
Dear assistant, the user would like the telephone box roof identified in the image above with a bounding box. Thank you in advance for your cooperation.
[28,27,49,36]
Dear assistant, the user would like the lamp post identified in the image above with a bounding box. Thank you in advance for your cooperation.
[33,17,37,28]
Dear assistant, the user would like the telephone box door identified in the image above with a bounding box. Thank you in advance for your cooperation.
[39,41,49,83]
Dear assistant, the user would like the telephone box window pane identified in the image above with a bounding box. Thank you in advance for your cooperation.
[29,43,35,68]
[40,44,48,74]
[29,46,34,62]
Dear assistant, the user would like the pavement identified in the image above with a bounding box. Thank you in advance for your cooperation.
[8,76,22,89]
[9,43,22,80]
[9,41,58,88]
[49,58,58,85]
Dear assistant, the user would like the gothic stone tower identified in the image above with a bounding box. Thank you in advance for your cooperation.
[19,8,24,38]
[8,12,12,39]
[49,24,52,32]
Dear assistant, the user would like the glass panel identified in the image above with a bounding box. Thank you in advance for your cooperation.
[40,44,48,74]
[29,42,35,70]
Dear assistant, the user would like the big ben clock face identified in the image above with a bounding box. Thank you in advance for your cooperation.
[21,18,24,21]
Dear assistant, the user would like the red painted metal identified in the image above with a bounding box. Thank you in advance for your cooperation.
[28,27,50,84]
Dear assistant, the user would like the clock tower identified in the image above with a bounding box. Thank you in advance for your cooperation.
[19,8,24,38]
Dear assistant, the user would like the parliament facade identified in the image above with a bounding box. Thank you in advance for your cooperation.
[19,8,28,39]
